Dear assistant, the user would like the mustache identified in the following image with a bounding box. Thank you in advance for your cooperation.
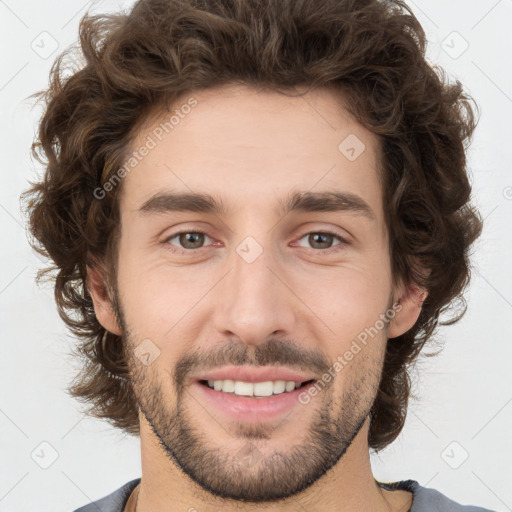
[173,338,331,389]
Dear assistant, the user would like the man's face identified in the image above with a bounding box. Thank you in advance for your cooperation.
[112,85,398,502]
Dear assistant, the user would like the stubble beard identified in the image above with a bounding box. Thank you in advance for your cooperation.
[122,328,386,503]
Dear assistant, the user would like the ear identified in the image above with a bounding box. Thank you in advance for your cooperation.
[86,263,122,336]
[388,276,429,339]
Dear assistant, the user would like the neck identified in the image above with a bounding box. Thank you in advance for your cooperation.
[135,417,410,512]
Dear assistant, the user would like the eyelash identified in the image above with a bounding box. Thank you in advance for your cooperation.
[163,230,349,255]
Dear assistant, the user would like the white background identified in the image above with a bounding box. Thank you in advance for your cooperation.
[0,1,511,511]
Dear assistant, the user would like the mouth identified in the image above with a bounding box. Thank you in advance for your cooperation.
[199,378,315,398]
[191,368,317,422]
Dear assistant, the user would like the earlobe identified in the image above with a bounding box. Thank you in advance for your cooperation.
[388,280,428,339]
[86,264,122,336]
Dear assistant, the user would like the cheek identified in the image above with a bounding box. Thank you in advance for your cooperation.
[116,257,215,358]
[294,263,392,339]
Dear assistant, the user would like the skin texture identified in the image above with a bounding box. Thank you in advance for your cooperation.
[88,85,425,511]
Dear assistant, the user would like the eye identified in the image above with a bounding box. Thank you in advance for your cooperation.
[162,229,349,255]
[296,231,349,252]
[164,231,214,252]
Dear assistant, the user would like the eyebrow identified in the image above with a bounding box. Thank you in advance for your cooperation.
[138,190,375,220]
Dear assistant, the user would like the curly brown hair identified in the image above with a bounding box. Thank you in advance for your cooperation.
[23,0,482,451]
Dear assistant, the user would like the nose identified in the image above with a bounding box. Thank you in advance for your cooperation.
[212,238,297,347]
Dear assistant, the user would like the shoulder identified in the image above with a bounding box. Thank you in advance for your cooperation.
[378,479,497,512]
[72,478,141,512]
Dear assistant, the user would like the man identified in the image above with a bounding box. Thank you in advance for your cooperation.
[24,0,493,510]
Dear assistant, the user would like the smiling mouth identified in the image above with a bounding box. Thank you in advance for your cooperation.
[199,379,315,398]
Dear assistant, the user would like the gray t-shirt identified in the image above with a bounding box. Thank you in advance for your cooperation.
[73,478,497,511]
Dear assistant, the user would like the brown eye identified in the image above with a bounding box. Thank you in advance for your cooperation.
[166,231,212,251]
[309,233,334,249]
[296,231,348,252]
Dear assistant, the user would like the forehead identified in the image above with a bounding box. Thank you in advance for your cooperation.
[120,84,383,221]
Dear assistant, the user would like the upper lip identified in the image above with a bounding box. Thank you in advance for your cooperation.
[193,366,317,384]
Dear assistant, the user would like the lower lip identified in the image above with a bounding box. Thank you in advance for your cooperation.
[192,381,315,422]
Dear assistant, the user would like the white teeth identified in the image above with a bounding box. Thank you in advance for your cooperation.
[273,380,286,394]
[234,381,254,396]
[285,381,296,392]
[253,381,273,396]
[205,379,309,397]
[222,379,235,393]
